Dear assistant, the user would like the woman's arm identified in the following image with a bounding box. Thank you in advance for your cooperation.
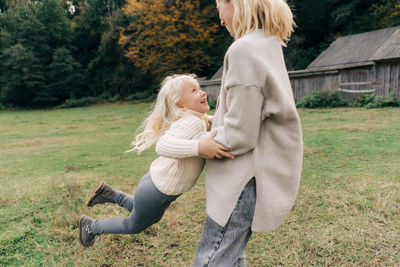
[211,40,266,156]
[213,86,264,156]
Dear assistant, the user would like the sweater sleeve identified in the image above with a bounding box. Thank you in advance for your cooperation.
[213,86,264,155]
[213,39,266,155]
[155,116,204,159]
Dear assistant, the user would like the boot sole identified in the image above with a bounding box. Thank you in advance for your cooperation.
[86,181,106,206]
[78,215,87,247]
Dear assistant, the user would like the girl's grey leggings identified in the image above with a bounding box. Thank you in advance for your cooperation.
[90,173,179,235]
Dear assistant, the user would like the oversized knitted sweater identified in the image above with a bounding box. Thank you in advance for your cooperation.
[150,110,207,196]
[204,30,303,232]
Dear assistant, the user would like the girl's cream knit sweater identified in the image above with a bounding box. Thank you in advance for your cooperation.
[150,110,207,195]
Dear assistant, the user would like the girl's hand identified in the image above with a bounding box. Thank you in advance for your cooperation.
[198,130,234,159]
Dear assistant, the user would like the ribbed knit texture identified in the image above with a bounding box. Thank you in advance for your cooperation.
[150,110,207,195]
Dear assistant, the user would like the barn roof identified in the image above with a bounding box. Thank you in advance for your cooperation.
[307,26,400,70]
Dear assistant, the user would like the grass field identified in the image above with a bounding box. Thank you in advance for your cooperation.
[1,103,399,266]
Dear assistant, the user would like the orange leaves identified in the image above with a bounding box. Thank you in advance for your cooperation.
[371,0,400,28]
[119,0,221,81]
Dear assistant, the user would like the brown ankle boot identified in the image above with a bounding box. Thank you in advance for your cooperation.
[86,181,116,207]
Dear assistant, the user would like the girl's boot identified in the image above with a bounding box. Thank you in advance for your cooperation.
[78,215,96,247]
[87,181,116,207]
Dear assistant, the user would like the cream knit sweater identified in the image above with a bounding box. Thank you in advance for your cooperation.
[150,110,207,196]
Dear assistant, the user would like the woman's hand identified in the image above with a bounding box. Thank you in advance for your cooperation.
[198,130,234,159]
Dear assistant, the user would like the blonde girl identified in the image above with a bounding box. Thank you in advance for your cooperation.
[78,74,232,247]
[193,0,303,265]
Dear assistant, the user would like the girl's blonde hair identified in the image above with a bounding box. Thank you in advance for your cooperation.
[228,0,295,45]
[127,74,198,153]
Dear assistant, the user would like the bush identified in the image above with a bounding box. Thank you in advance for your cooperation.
[354,93,375,107]
[126,91,155,103]
[297,91,400,109]
[207,98,217,110]
[297,91,349,108]
[385,92,400,107]
[355,92,400,109]
[58,97,105,108]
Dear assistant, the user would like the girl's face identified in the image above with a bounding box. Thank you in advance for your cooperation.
[178,79,210,114]
[216,0,234,36]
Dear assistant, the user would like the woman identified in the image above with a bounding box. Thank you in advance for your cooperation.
[193,0,303,265]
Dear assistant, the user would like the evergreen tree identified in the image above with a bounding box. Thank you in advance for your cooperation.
[0,44,45,107]
[0,0,87,107]
[72,0,130,97]
[285,0,381,70]
[45,47,86,104]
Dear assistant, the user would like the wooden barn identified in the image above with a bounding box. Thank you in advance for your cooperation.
[200,26,400,102]
[198,67,223,101]
[289,26,400,101]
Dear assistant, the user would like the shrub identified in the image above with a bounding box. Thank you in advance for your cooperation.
[126,91,155,103]
[58,97,105,108]
[297,91,349,108]
[297,91,400,109]
[354,93,375,107]
[386,92,400,107]
[207,98,217,110]
[355,92,400,109]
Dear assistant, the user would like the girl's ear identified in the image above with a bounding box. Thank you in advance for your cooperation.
[176,101,184,109]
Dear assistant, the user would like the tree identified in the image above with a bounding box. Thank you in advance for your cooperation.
[0,0,88,107]
[372,0,400,28]
[285,0,381,70]
[71,0,130,96]
[0,44,45,107]
[45,47,86,104]
[119,0,226,88]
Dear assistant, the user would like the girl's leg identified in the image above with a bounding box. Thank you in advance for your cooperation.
[111,173,150,212]
[90,174,179,235]
[111,190,134,212]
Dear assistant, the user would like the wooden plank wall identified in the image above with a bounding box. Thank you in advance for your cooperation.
[290,63,400,101]
[375,62,400,97]
[289,72,338,101]
[201,62,400,102]
[199,79,221,101]
[338,67,374,91]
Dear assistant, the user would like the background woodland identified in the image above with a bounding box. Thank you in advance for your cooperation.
[0,0,399,108]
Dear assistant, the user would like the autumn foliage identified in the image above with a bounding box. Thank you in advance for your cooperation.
[372,0,400,28]
[119,0,222,82]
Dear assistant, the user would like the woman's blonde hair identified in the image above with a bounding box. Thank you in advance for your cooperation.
[228,0,295,45]
[127,74,198,153]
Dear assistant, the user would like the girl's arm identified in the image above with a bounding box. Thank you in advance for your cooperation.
[198,130,233,159]
[156,134,200,159]
[156,116,232,159]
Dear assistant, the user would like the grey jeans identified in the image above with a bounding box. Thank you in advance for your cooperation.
[91,173,179,235]
[193,183,256,267]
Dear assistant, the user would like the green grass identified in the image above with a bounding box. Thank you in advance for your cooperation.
[1,104,399,266]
